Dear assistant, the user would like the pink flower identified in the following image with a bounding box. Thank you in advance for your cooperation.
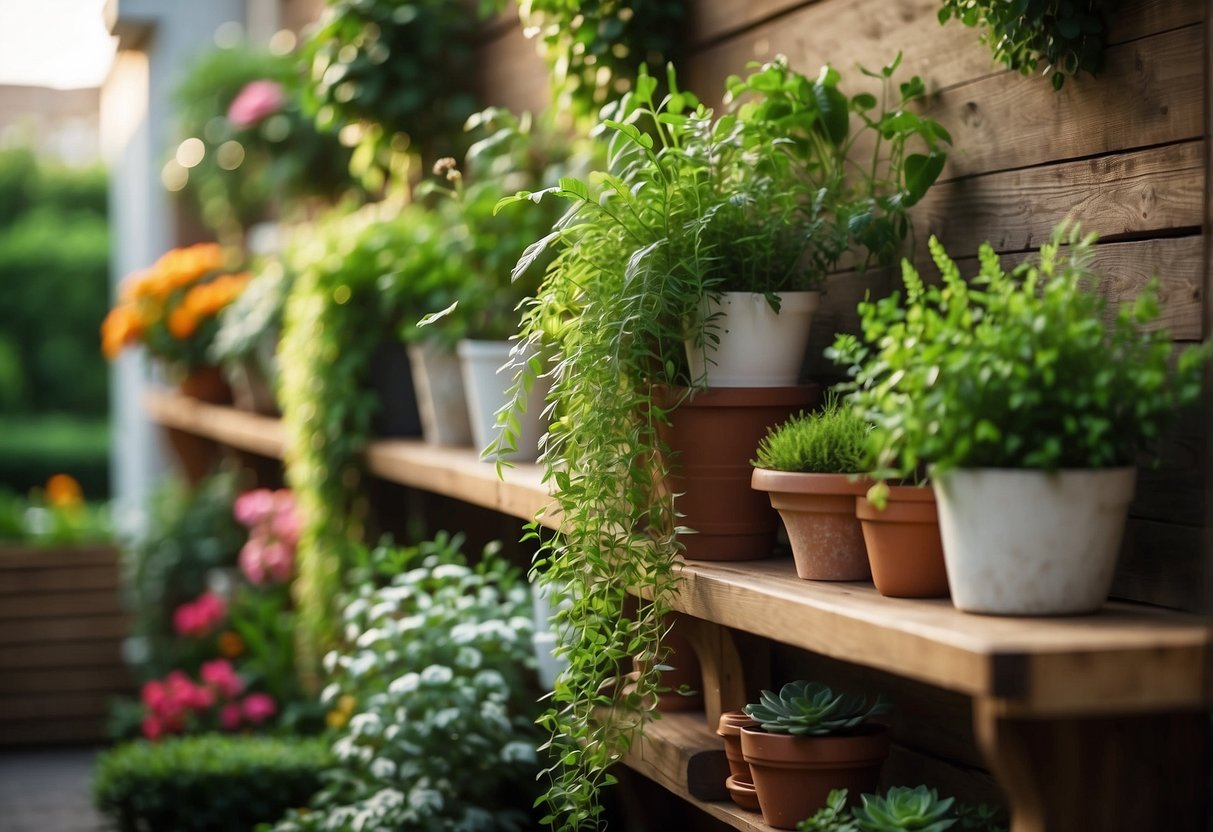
[141,680,166,711]
[241,693,277,725]
[200,658,244,699]
[234,488,276,527]
[220,702,243,731]
[262,539,294,583]
[141,714,163,740]
[227,80,285,128]
[239,535,268,585]
[172,592,227,637]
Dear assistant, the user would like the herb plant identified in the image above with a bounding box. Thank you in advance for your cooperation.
[830,221,1209,485]
[939,0,1107,90]
[745,680,890,736]
[753,396,870,474]
[492,55,944,830]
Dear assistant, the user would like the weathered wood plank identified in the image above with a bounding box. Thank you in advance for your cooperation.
[1112,518,1205,613]
[0,591,123,620]
[0,546,118,570]
[0,716,109,745]
[0,565,121,594]
[0,640,125,670]
[934,24,1203,179]
[0,691,119,720]
[1,666,131,695]
[0,614,128,645]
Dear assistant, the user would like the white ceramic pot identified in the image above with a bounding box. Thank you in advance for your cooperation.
[685,291,819,387]
[933,467,1136,615]
[530,579,569,691]
[457,339,549,462]
[407,342,472,446]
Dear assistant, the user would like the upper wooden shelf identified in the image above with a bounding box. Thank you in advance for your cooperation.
[143,388,554,526]
[145,390,1211,716]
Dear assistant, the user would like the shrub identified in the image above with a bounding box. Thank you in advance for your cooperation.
[92,734,330,832]
[753,397,870,474]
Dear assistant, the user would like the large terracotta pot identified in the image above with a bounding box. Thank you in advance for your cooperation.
[934,467,1135,615]
[741,724,889,830]
[751,470,870,581]
[178,365,232,404]
[659,385,821,561]
[856,485,948,598]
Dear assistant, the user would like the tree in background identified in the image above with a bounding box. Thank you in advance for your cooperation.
[0,147,110,497]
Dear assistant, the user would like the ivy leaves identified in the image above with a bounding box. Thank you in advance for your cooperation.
[939,0,1108,90]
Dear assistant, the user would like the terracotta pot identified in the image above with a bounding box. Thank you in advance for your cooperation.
[641,618,705,712]
[856,485,949,598]
[659,385,821,561]
[740,724,889,830]
[725,774,761,812]
[717,710,759,781]
[751,469,870,581]
[178,365,232,404]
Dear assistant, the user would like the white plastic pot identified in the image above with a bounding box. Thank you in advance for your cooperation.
[933,467,1136,615]
[685,291,820,387]
[407,342,472,447]
[457,339,549,462]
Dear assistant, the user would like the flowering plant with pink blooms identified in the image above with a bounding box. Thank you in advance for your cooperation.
[172,591,227,637]
[234,488,300,585]
[139,658,278,740]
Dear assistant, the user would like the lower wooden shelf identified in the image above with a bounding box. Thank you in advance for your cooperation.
[622,711,773,832]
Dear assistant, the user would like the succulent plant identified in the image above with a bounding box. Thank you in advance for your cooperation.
[745,680,891,736]
[854,786,956,831]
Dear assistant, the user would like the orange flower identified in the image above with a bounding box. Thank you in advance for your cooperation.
[46,474,83,508]
[101,304,144,359]
[168,305,199,339]
[217,630,245,658]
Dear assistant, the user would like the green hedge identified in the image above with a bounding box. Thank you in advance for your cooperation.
[93,734,330,832]
[0,416,109,498]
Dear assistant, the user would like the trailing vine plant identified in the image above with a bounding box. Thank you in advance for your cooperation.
[939,0,1108,90]
[515,0,687,119]
[492,57,949,829]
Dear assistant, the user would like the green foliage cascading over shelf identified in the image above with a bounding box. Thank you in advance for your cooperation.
[939,0,1108,90]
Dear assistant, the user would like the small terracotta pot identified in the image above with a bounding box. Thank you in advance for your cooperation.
[856,485,949,598]
[717,710,759,781]
[740,724,889,830]
[658,385,821,561]
[725,774,761,812]
[179,365,232,404]
[751,469,871,581]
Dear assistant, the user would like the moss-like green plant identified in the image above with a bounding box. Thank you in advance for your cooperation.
[753,397,870,474]
[745,680,890,736]
[92,734,330,832]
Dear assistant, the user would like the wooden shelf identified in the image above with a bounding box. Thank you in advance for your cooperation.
[143,389,555,527]
[144,390,1211,718]
[622,712,772,832]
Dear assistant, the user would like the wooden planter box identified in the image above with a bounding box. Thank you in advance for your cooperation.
[0,545,131,745]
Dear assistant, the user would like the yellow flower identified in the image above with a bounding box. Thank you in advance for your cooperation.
[325,693,357,729]
[45,474,83,508]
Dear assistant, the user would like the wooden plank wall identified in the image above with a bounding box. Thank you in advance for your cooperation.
[476,0,1209,614]
[0,547,132,745]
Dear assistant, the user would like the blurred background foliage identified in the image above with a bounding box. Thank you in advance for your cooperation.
[0,146,110,497]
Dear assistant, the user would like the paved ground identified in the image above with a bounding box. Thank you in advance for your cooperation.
[0,747,107,832]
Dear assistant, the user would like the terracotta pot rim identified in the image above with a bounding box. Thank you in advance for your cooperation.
[752,468,870,495]
[868,483,936,503]
[740,723,890,766]
[856,496,939,523]
[718,710,760,737]
[725,773,757,791]
[655,384,821,408]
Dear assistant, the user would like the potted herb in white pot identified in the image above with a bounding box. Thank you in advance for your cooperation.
[836,222,1208,615]
[750,397,872,581]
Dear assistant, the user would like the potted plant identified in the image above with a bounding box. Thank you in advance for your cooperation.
[102,242,250,402]
[489,55,946,828]
[740,680,891,829]
[210,259,294,415]
[751,397,872,581]
[833,222,1208,615]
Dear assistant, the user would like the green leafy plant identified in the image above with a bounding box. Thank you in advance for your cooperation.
[491,55,945,830]
[798,788,1005,832]
[172,43,359,243]
[92,734,330,832]
[0,475,110,546]
[753,396,870,474]
[745,680,890,736]
[829,221,1210,489]
[515,0,687,119]
[939,0,1107,90]
[271,532,541,832]
[301,0,489,187]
